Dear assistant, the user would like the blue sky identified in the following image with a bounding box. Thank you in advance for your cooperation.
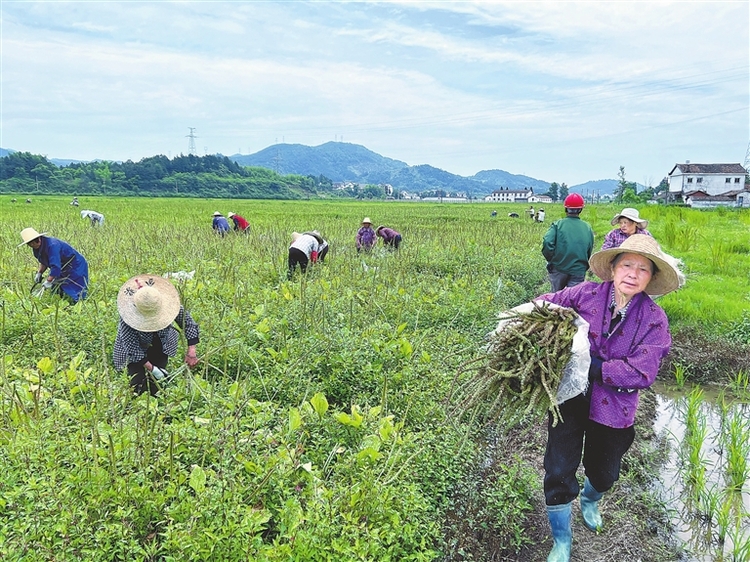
[1,1,748,185]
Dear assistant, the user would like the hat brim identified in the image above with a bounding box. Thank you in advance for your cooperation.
[303,231,324,244]
[589,237,679,296]
[117,274,181,332]
[18,231,47,247]
[610,213,648,228]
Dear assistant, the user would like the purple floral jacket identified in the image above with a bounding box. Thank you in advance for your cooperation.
[600,228,652,250]
[356,226,377,251]
[538,281,671,428]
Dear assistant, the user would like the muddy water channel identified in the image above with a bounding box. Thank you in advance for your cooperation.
[652,382,750,562]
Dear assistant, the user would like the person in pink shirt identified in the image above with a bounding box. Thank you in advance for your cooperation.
[600,208,652,250]
[536,234,681,562]
[375,225,402,250]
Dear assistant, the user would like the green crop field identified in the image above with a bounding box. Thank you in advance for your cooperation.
[1,196,748,560]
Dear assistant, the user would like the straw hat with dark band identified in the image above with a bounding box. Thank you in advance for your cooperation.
[18,227,47,247]
[117,275,181,332]
[611,208,648,228]
[589,234,680,296]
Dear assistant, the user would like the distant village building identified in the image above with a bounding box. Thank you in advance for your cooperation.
[484,187,534,202]
[528,194,553,203]
[420,196,469,203]
[668,162,748,207]
[380,183,394,196]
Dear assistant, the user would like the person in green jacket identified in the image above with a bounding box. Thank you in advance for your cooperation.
[541,193,594,292]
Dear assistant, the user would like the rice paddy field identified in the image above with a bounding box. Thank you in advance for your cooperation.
[1,196,748,561]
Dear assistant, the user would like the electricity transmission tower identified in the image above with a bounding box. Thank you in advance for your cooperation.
[743,141,750,171]
[186,127,198,155]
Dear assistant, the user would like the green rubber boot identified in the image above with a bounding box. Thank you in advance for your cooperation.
[580,477,604,532]
[546,502,572,562]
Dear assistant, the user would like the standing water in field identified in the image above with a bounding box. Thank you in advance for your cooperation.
[653,383,750,562]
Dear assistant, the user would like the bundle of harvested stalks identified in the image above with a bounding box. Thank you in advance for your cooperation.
[452,301,579,427]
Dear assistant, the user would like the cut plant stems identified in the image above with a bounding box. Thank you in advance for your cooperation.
[453,301,579,427]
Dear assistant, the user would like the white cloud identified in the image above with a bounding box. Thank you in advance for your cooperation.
[1,0,747,183]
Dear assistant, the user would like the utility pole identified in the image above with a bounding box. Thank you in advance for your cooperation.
[186,127,198,155]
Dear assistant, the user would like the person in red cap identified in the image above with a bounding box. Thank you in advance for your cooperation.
[541,193,594,292]
[227,212,250,233]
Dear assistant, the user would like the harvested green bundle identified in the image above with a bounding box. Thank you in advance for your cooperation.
[452,301,579,427]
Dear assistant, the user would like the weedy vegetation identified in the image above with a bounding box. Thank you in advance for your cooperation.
[0,197,748,561]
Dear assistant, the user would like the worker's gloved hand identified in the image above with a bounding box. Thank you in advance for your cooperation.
[588,356,603,383]
[42,280,54,290]
[151,366,168,380]
[311,250,319,263]
[34,272,43,283]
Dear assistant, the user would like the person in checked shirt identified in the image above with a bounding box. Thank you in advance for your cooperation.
[113,274,200,396]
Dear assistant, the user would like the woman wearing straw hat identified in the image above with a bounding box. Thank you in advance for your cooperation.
[113,274,200,396]
[227,211,250,233]
[288,231,329,279]
[600,208,652,250]
[535,234,681,562]
[212,211,230,237]
[355,217,376,254]
[19,227,89,303]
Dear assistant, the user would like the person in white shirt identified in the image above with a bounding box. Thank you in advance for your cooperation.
[81,209,104,226]
[288,231,329,279]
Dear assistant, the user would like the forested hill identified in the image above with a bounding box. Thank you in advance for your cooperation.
[231,142,552,196]
[0,152,331,199]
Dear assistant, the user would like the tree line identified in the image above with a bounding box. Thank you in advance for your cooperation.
[0,152,351,199]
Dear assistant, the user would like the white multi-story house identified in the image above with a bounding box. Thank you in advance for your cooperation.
[483,187,534,202]
[667,162,746,197]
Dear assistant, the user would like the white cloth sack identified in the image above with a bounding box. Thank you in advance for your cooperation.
[491,300,591,404]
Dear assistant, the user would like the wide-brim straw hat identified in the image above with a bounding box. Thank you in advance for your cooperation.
[117,274,181,332]
[228,212,236,218]
[361,217,372,225]
[589,234,680,296]
[291,231,302,242]
[611,207,648,228]
[213,211,223,216]
[376,225,385,232]
[303,230,324,243]
[18,227,46,247]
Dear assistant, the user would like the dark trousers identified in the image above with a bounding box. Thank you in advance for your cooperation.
[384,235,402,250]
[128,345,169,396]
[288,248,309,278]
[543,392,635,505]
[547,267,585,293]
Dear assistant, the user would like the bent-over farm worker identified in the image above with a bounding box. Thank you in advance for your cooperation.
[536,208,546,223]
[80,209,105,226]
[542,193,594,292]
[227,211,250,233]
[376,225,402,249]
[212,211,230,236]
[114,274,200,396]
[288,231,329,279]
[356,217,376,253]
[600,208,652,250]
[536,234,681,562]
[19,227,89,303]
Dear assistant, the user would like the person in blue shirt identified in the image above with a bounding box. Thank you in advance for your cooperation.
[212,211,230,237]
[19,227,89,303]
